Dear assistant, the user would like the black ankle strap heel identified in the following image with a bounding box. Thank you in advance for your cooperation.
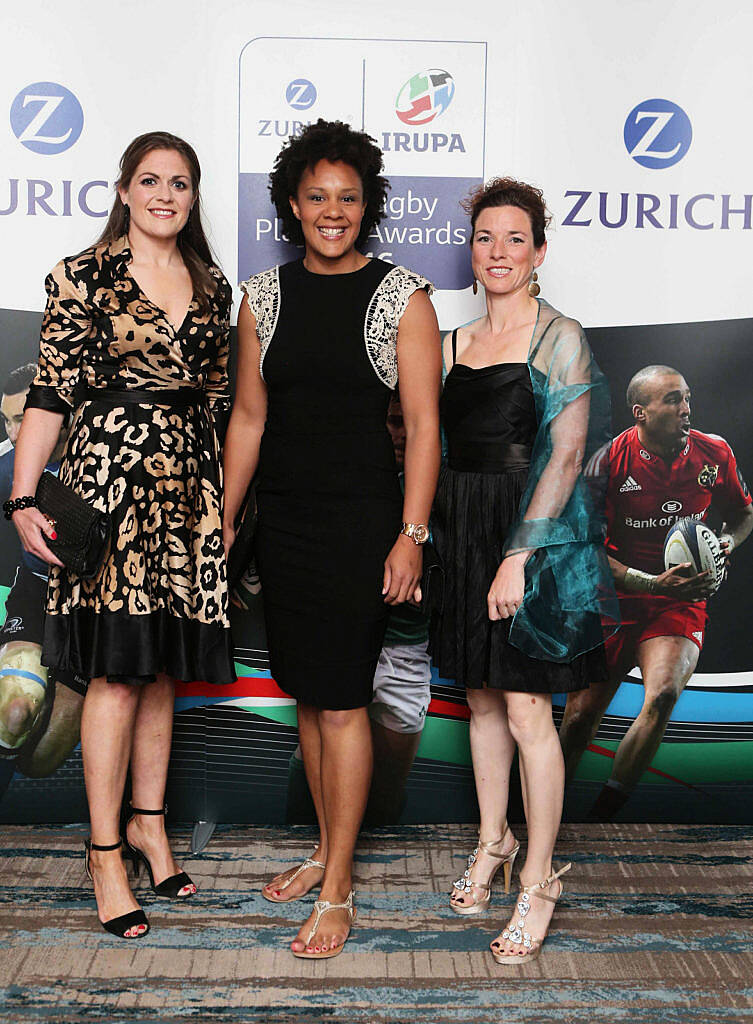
[124,804,197,900]
[83,838,150,940]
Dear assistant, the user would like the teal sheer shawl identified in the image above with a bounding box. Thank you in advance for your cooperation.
[501,298,619,662]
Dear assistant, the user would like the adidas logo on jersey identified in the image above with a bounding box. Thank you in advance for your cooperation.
[619,476,642,492]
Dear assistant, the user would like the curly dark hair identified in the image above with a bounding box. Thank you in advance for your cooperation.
[269,120,389,247]
[461,177,551,248]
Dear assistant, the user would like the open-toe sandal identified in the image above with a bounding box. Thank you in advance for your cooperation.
[291,890,356,959]
[490,862,571,964]
[124,805,197,899]
[263,855,326,904]
[84,839,150,939]
[450,830,520,916]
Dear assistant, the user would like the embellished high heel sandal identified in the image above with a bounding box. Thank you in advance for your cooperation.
[490,862,571,964]
[450,830,520,916]
[84,839,150,939]
[262,855,326,904]
[124,805,197,899]
[291,890,356,960]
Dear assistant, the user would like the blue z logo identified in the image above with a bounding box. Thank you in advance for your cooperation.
[624,99,692,169]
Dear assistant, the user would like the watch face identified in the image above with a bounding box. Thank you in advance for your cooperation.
[413,524,430,544]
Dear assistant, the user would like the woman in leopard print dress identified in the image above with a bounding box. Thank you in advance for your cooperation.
[10,132,233,939]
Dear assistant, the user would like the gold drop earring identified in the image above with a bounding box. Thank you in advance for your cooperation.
[472,279,478,295]
[528,270,540,297]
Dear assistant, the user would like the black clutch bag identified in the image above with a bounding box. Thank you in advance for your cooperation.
[35,472,111,579]
[227,480,258,589]
[419,540,444,616]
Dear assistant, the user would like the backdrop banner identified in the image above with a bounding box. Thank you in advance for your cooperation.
[1,1,750,827]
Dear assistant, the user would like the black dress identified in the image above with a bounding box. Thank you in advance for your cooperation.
[429,330,594,693]
[241,258,432,710]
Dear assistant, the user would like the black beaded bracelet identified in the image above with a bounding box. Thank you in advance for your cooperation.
[2,495,37,520]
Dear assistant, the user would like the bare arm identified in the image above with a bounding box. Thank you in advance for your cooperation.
[721,504,753,554]
[489,387,590,620]
[383,289,442,605]
[222,296,267,555]
[10,408,66,566]
[607,554,713,600]
[608,504,753,600]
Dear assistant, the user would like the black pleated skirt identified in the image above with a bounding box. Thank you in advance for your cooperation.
[429,465,603,693]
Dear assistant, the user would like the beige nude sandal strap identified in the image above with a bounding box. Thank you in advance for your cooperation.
[278,856,326,892]
[304,890,355,945]
[521,862,572,904]
[477,824,517,856]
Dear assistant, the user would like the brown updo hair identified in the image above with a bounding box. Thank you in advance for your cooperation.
[461,177,551,248]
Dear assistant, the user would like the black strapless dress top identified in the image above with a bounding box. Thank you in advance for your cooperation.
[429,338,599,692]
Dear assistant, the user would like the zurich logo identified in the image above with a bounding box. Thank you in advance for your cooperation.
[396,69,455,126]
[285,79,317,111]
[10,82,84,154]
[624,98,692,169]
[662,500,683,514]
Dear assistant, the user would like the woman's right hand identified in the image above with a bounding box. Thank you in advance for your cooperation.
[222,520,236,560]
[11,506,64,568]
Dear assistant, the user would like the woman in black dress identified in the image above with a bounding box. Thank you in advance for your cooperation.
[430,178,615,963]
[9,132,234,938]
[224,120,441,958]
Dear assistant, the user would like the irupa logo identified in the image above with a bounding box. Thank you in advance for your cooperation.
[383,68,464,154]
[381,132,465,154]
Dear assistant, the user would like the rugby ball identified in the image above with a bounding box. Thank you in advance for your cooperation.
[663,518,725,592]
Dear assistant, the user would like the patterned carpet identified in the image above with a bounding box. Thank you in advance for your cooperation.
[1,823,751,1023]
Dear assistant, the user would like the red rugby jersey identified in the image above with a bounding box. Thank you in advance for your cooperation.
[601,426,750,573]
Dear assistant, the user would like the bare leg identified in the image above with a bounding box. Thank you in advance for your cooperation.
[0,641,48,753]
[559,674,623,783]
[292,706,372,955]
[492,692,564,957]
[365,720,421,825]
[450,687,518,910]
[125,673,194,895]
[16,682,83,777]
[81,675,145,936]
[611,635,698,790]
[264,706,327,899]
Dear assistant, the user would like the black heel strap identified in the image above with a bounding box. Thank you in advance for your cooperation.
[129,805,167,815]
[88,839,122,851]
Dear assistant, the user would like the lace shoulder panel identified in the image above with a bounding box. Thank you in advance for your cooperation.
[239,266,280,378]
[364,266,434,389]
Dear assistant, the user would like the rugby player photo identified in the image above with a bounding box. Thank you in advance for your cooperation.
[559,365,753,819]
[0,363,86,800]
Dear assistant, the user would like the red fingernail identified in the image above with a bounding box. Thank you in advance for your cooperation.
[51,532,57,540]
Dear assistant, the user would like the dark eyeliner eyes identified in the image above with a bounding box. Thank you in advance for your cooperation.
[139,177,189,188]
[307,194,358,202]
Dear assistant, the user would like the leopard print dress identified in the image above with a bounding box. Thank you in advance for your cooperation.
[25,235,235,685]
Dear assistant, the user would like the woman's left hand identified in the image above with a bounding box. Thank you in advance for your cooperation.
[383,535,423,605]
[487,553,527,620]
[222,520,236,560]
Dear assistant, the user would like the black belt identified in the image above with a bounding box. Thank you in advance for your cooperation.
[448,441,532,474]
[84,387,204,407]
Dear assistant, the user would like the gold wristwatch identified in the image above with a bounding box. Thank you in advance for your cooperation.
[400,522,430,545]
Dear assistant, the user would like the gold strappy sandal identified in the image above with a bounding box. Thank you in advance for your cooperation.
[490,862,571,964]
[291,890,356,959]
[262,855,326,904]
[450,830,520,916]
